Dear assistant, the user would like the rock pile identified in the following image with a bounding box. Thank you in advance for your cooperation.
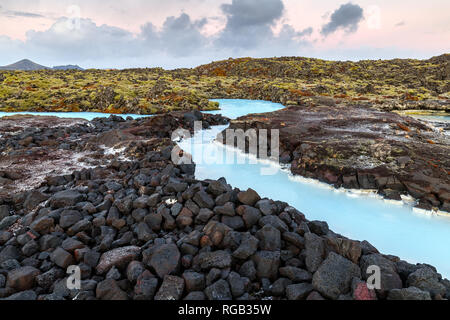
[0,113,448,300]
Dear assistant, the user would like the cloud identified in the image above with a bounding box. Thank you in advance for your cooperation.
[217,0,285,49]
[6,11,44,18]
[321,3,364,36]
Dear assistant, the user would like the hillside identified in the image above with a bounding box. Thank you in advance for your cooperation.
[0,59,50,71]
[0,55,448,114]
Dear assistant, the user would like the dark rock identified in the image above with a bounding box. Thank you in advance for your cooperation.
[387,287,432,300]
[193,190,215,209]
[360,254,403,295]
[279,267,312,283]
[407,267,446,297]
[282,232,305,249]
[239,260,257,281]
[183,272,205,292]
[50,190,84,209]
[304,233,325,273]
[255,199,277,216]
[237,189,261,206]
[23,191,50,211]
[271,278,292,296]
[233,233,258,260]
[252,251,280,280]
[214,202,235,216]
[96,279,128,300]
[134,273,158,300]
[51,247,74,269]
[184,291,206,300]
[259,215,288,233]
[0,215,19,230]
[59,210,82,229]
[256,225,281,251]
[204,279,232,300]
[30,216,54,235]
[238,206,262,228]
[307,221,329,236]
[221,216,244,230]
[155,275,185,300]
[286,283,314,300]
[197,251,232,270]
[146,244,180,278]
[126,261,146,283]
[312,252,361,300]
[196,208,214,224]
[97,246,141,274]
[3,290,37,300]
[228,271,247,297]
[6,266,40,291]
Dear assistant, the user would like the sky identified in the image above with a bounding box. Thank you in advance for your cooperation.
[0,0,449,69]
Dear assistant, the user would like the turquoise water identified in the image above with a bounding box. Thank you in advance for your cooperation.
[179,99,450,278]
[205,99,286,119]
[413,115,450,122]
[0,111,151,121]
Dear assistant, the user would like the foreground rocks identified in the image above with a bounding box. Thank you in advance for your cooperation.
[220,104,450,212]
[0,113,448,301]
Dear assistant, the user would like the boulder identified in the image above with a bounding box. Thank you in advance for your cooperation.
[96,246,141,274]
[312,252,361,299]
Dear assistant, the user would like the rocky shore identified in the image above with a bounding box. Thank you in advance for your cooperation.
[0,112,449,301]
[220,104,450,213]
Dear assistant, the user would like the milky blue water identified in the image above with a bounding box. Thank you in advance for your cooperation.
[179,99,450,278]
[0,111,151,121]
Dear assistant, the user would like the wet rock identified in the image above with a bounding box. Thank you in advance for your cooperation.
[6,266,40,291]
[259,215,288,233]
[255,199,277,216]
[96,246,141,274]
[146,244,180,278]
[155,275,185,300]
[237,189,261,206]
[239,260,257,281]
[387,287,432,300]
[0,205,9,221]
[205,279,232,300]
[286,283,314,300]
[312,252,361,300]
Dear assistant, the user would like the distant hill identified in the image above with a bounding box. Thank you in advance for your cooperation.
[0,59,84,71]
[52,65,84,70]
[0,59,50,71]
